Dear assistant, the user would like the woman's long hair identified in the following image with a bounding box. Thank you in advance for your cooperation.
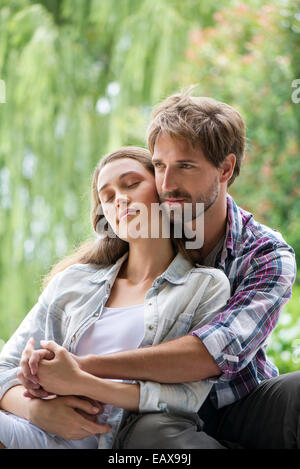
[42,146,201,290]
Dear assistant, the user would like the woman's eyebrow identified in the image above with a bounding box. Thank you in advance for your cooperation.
[98,171,142,193]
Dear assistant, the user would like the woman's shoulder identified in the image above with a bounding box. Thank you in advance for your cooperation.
[46,262,112,291]
[190,264,230,288]
[60,262,111,280]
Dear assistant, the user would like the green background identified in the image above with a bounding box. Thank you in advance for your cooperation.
[0,0,299,373]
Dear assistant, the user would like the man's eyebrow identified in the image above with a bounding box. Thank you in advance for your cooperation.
[98,171,142,192]
[152,158,197,164]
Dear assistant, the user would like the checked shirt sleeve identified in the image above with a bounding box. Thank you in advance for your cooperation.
[190,243,296,382]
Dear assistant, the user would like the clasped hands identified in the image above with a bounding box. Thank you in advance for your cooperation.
[18,338,83,398]
[15,339,112,439]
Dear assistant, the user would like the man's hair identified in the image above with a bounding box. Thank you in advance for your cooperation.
[147,88,246,186]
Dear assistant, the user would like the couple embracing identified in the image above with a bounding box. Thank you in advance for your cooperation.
[0,89,298,449]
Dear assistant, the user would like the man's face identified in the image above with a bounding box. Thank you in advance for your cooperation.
[152,132,220,222]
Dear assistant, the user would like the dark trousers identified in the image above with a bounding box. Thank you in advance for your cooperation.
[199,371,300,449]
[113,372,300,449]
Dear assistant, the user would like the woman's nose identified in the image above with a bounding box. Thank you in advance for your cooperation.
[116,195,130,208]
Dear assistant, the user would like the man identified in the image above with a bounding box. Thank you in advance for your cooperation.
[22,90,298,448]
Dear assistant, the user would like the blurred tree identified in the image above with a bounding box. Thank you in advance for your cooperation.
[0,0,230,336]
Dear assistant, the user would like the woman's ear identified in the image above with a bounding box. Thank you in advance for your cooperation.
[219,153,236,184]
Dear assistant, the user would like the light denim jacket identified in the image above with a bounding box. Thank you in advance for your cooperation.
[0,250,230,448]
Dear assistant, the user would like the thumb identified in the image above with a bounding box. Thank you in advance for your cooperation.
[40,340,61,354]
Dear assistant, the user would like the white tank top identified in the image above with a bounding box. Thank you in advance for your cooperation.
[75,303,145,357]
[75,303,145,426]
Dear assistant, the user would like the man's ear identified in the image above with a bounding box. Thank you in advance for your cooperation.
[219,153,236,184]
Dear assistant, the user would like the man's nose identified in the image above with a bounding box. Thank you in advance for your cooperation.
[161,168,178,192]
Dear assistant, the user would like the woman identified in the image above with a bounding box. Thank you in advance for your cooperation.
[0,147,230,449]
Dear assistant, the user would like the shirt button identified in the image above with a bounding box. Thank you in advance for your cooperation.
[148,302,152,306]
[148,325,154,330]
[94,312,99,317]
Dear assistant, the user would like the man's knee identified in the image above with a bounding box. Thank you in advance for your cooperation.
[278,371,300,395]
[0,441,6,449]
[116,413,175,449]
[114,412,221,449]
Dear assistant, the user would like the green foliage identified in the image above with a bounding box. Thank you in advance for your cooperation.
[0,0,299,373]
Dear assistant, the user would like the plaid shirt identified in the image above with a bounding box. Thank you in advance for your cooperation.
[191,194,297,409]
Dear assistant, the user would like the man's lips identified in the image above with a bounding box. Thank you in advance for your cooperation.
[163,199,186,204]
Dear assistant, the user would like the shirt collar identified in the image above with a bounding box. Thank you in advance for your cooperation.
[89,250,194,286]
[225,194,245,257]
[89,252,129,284]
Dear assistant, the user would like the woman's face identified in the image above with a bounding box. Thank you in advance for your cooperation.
[98,158,159,241]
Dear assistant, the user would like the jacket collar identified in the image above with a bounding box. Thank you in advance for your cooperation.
[89,250,194,286]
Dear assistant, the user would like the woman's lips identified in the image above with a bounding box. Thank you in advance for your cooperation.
[119,208,138,220]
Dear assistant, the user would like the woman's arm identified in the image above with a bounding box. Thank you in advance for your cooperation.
[0,385,32,420]
[37,341,140,411]
[0,385,111,439]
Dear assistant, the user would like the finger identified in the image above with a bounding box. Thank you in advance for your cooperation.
[75,412,112,435]
[28,350,54,375]
[77,397,104,414]
[26,337,35,350]
[20,355,38,383]
[23,389,50,399]
[40,340,61,354]
[28,350,42,376]
[20,339,39,383]
[17,370,40,389]
[65,396,100,415]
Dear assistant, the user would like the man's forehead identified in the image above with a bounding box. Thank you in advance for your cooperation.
[152,134,202,161]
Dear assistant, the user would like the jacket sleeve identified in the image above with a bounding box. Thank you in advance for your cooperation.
[137,270,231,413]
[0,272,64,401]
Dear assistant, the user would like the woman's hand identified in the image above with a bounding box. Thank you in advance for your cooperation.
[28,395,111,440]
[37,340,84,396]
[18,338,54,399]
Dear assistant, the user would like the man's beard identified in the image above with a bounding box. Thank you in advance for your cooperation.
[160,176,220,223]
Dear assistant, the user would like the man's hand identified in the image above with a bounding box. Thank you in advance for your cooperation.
[18,338,54,399]
[28,395,111,440]
[37,340,84,396]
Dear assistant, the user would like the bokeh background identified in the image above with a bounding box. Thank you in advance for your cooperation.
[0,0,299,372]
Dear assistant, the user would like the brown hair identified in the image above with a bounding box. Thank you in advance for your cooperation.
[42,146,201,290]
[147,88,246,186]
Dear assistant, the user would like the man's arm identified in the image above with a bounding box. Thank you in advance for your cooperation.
[77,333,221,383]
[77,245,296,384]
